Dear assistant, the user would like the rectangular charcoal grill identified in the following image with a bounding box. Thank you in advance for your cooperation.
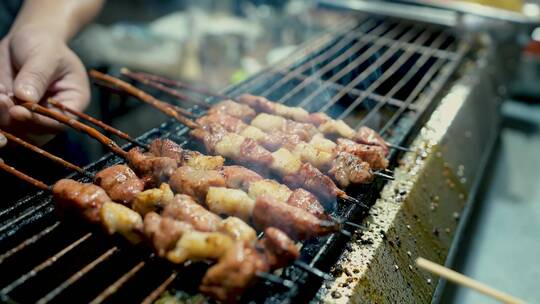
[0,15,468,304]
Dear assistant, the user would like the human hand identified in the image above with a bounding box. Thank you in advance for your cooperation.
[0,25,90,140]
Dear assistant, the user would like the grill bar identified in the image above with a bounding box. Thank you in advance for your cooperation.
[1,232,92,294]
[36,246,119,304]
[141,272,178,304]
[89,261,146,304]
[279,23,409,105]
[0,221,60,265]
[326,27,436,117]
[337,28,448,124]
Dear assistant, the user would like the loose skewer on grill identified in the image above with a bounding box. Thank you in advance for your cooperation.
[122,69,411,153]
[91,70,364,207]
[0,129,94,179]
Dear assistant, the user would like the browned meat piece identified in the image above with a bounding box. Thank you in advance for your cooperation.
[287,188,328,220]
[239,138,274,167]
[148,138,185,164]
[168,166,226,201]
[308,112,332,126]
[354,126,389,155]
[53,179,111,224]
[200,242,269,303]
[237,94,275,114]
[126,147,177,187]
[264,131,302,151]
[207,100,256,122]
[283,163,343,204]
[252,195,340,240]
[329,152,374,187]
[163,194,222,232]
[189,124,227,154]
[283,119,318,142]
[221,165,263,191]
[197,113,245,134]
[94,164,144,206]
[259,227,300,269]
[337,138,388,170]
[143,212,192,257]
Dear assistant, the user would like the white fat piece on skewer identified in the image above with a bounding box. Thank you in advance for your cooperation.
[206,187,256,222]
[167,230,234,264]
[100,201,144,244]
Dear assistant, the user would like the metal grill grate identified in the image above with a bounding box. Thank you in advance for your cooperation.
[0,16,468,304]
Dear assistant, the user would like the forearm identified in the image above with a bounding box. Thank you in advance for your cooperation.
[10,0,105,41]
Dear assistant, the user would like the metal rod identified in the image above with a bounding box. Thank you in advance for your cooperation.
[333,29,435,119]
[89,261,146,304]
[36,247,119,304]
[0,159,49,191]
[255,271,296,289]
[283,24,412,107]
[17,102,127,158]
[140,272,177,304]
[121,69,210,108]
[0,221,61,265]
[47,98,148,149]
[0,129,94,179]
[293,260,333,281]
[374,171,394,180]
[343,221,364,230]
[90,70,199,130]
[1,232,93,294]
[352,30,448,130]
[260,20,389,99]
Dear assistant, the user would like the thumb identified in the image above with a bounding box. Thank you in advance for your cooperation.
[13,53,58,103]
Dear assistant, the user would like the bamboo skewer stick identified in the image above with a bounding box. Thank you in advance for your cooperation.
[89,70,196,121]
[0,159,49,191]
[17,102,127,158]
[416,257,525,304]
[47,98,149,150]
[0,129,93,179]
[120,69,210,109]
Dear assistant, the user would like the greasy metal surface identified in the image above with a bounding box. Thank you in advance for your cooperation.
[317,41,501,303]
[0,16,467,303]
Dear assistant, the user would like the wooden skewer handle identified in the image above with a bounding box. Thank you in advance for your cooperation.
[0,129,86,175]
[89,70,199,130]
[0,159,49,191]
[19,102,127,158]
[416,257,525,304]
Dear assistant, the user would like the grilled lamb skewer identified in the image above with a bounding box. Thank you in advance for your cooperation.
[196,111,379,187]
[89,70,362,206]
[205,101,390,170]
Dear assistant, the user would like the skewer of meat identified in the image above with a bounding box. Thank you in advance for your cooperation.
[89,70,361,207]
[195,111,391,187]
[121,69,410,153]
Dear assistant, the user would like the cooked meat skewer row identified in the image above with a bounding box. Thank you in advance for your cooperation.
[195,111,388,187]
[121,69,410,153]
[90,70,361,206]
[205,101,390,171]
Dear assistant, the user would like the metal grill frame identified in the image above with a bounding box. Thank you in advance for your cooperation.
[0,15,470,304]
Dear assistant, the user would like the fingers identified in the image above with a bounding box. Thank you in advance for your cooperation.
[12,50,59,103]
